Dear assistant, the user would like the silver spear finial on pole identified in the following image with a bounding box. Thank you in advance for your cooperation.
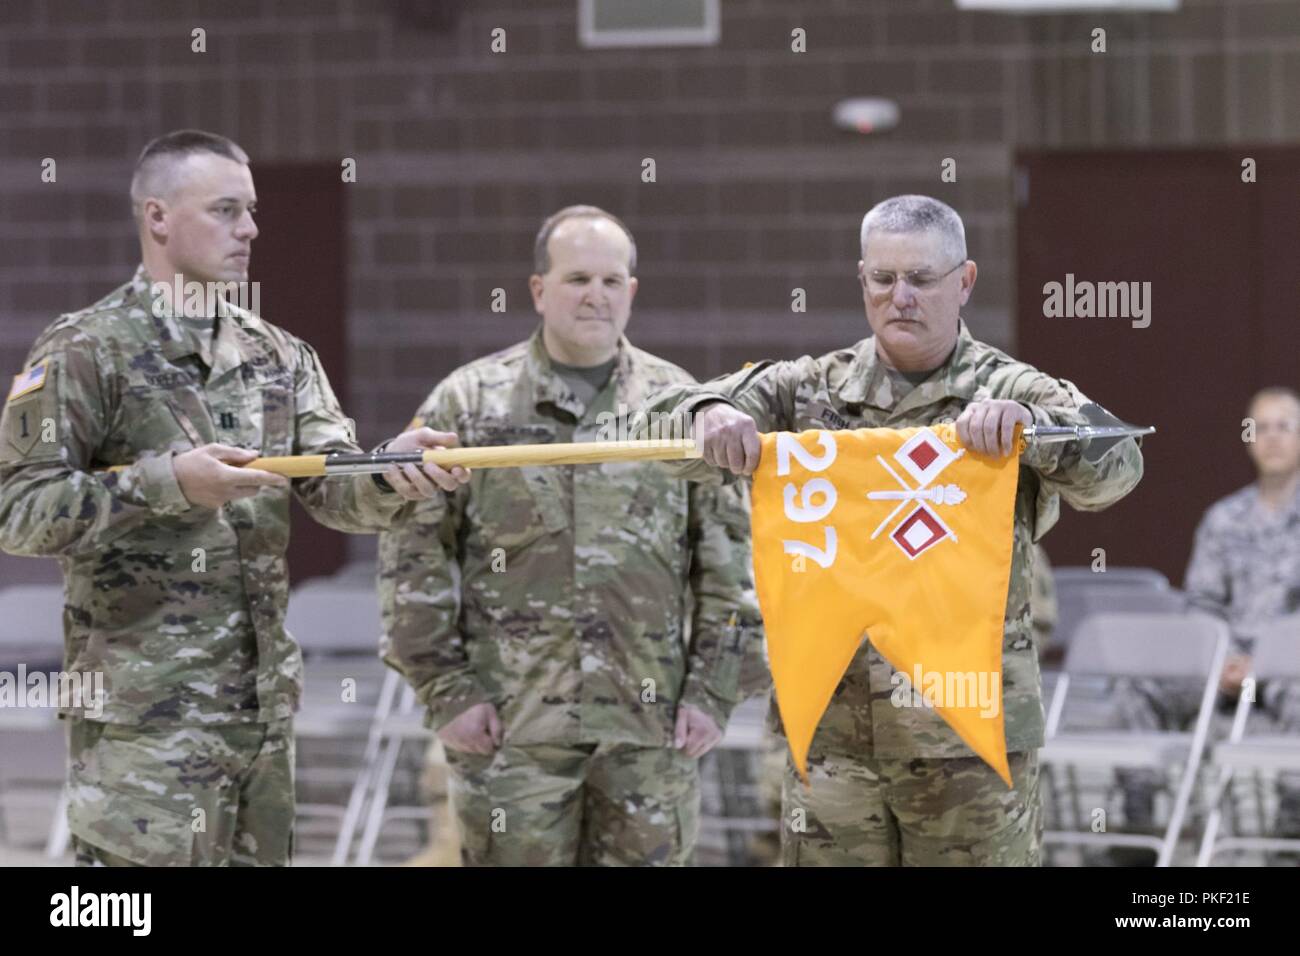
[1023,403,1155,445]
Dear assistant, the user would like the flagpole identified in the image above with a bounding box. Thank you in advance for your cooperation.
[95,411,1154,479]
[102,439,704,479]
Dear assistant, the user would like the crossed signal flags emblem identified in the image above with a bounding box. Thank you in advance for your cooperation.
[868,427,967,560]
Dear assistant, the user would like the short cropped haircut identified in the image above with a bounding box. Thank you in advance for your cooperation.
[1248,385,1300,414]
[533,205,638,276]
[130,130,249,220]
[860,194,967,266]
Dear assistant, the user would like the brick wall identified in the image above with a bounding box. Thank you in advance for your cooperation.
[1,0,1297,578]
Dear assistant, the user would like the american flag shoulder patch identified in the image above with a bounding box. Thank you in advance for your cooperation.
[8,362,49,402]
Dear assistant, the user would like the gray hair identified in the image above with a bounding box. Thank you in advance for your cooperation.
[860,195,967,266]
[130,129,249,221]
[533,205,637,276]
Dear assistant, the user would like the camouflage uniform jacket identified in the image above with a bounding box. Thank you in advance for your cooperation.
[378,327,760,746]
[643,319,1144,759]
[1184,481,1300,654]
[0,266,404,725]
[1030,544,1058,650]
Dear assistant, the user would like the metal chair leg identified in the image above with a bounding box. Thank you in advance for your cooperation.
[44,785,69,859]
[331,757,377,866]
[1196,765,1233,867]
[1066,764,1084,832]
[328,669,402,866]
[356,734,404,866]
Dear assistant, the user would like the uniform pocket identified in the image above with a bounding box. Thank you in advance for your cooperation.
[673,791,700,866]
[966,753,1042,866]
[466,422,566,554]
[254,382,295,456]
[625,472,687,556]
[116,385,203,456]
[466,469,555,555]
[444,748,496,866]
[68,790,196,867]
[966,798,1039,866]
[702,619,744,701]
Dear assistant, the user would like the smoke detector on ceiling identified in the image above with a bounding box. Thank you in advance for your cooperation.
[832,99,901,135]
[954,0,1179,11]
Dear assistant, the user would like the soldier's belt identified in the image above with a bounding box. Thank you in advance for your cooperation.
[107,439,704,479]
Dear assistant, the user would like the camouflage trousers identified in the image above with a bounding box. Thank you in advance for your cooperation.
[444,742,699,866]
[781,749,1042,866]
[1115,679,1300,837]
[753,730,788,863]
[67,717,295,867]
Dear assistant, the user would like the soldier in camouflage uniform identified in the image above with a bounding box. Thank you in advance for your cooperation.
[1117,386,1300,854]
[378,206,761,866]
[642,195,1144,866]
[1031,545,1058,651]
[0,131,467,866]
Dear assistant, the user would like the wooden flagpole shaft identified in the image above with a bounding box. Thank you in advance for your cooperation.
[413,438,701,470]
[106,439,703,479]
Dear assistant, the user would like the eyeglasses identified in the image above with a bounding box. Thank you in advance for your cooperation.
[862,260,965,295]
[1252,420,1300,436]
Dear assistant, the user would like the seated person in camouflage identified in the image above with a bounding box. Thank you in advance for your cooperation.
[378,205,761,866]
[1031,544,1058,653]
[642,195,1144,866]
[1118,386,1300,857]
[0,130,469,866]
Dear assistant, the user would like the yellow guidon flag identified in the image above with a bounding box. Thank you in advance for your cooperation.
[750,423,1021,787]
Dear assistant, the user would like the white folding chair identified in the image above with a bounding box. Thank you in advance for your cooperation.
[0,585,70,857]
[328,667,409,866]
[1051,566,1171,592]
[1196,615,1300,865]
[285,583,391,851]
[352,674,436,866]
[1049,567,1180,655]
[1041,612,1229,866]
[1040,578,1186,737]
[698,696,779,864]
[326,560,379,586]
